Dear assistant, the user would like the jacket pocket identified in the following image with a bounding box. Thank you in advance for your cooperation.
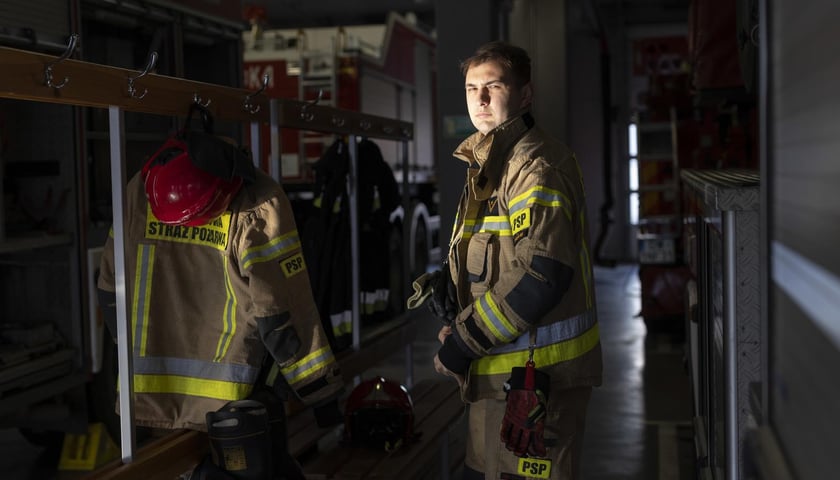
[466,232,497,298]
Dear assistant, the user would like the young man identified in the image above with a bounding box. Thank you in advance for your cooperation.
[430,41,603,479]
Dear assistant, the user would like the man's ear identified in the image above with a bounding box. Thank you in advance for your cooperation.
[520,82,533,108]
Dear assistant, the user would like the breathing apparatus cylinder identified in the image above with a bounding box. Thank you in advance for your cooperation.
[206,399,273,480]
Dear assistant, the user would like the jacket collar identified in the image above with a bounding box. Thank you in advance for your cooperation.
[453,109,535,200]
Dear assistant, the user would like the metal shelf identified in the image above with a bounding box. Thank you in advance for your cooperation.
[0,346,84,416]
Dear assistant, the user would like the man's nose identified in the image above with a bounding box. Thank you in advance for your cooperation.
[479,88,490,105]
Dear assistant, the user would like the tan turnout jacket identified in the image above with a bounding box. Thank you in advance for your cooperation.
[438,110,603,402]
[99,169,341,430]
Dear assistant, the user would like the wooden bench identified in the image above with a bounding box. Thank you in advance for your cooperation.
[298,378,467,480]
[84,310,466,480]
[82,429,208,480]
[285,313,419,460]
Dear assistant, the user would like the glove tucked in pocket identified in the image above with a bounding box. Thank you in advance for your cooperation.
[428,264,458,324]
[500,360,551,458]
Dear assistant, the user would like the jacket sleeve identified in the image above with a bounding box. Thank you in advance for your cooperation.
[237,188,343,406]
[438,159,582,374]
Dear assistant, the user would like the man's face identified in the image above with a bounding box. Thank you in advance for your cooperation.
[465,60,532,135]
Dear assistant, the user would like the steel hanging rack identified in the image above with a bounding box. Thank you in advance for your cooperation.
[0,41,415,466]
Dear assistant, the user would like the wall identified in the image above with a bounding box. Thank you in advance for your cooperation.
[565,0,611,262]
[433,0,497,253]
[767,1,840,478]
[435,0,584,258]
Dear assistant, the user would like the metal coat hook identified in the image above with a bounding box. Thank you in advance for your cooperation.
[300,89,324,122]
[127,51,158,99]
[331,115,346,127]
[193,93,211,108]
[244,73,269,114]
[44,34,79,89]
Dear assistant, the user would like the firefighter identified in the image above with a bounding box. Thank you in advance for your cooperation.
[428,41,603,479]
[97,109,343,478]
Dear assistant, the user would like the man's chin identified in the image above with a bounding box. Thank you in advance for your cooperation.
[474,121,497,135]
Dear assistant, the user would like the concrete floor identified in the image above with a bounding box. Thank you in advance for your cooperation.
[0,263,696,479]
[367,262,696,479]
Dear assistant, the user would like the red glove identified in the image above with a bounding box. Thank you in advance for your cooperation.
[500,361,551,457]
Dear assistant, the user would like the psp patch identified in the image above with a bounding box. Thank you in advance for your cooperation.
[510,208,531,236]
[280,252,306,278]
[517,457,551,479]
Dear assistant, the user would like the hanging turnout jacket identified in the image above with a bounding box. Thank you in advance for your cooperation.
[436,110,603,402]
[98,168,342,431]
[302,138,401,348]
[302,139,353,351]
[357,139,400,320]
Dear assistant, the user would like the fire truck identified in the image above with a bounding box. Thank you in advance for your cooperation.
[241,11,441,309]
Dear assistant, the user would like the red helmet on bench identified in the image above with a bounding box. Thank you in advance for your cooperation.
[343,376,415,452]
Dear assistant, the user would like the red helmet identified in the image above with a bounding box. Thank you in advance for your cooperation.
[344,376,415,452]
[142,137,243,226]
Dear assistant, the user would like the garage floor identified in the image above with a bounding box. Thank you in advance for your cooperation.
[0,263,695,479]
[389,263,696,479]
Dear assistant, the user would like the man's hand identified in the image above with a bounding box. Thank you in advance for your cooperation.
[438,325,452,344]
[434,353,464,388]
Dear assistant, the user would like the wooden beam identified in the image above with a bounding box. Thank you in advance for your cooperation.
[274,99,413,141]
[0,46,270,122]
[0,46,414,141]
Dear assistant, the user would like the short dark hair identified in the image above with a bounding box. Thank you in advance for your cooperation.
[460,41,531,87]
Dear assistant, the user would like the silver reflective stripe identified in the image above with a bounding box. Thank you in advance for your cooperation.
[476,292,519,343]
[133,356,260,384]
[489,309,597,354]
[478,219,510,233]
[240,233,300,268]
[282,347,335,384]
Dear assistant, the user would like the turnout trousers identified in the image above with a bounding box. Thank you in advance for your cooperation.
[464,386,592,480]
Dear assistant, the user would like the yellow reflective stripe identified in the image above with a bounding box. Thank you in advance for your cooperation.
[475,292,519,343]
[462,217,514,239]
[133,374,252,400]
[214,256,237,362]
[509,186,572,221]
[331,311,352,336]
[477,216,512,236]
[334,321,353,336]
[133,245,155,357]
[471,323,600,376]
[240,231,301,270]
[281,346,336,385]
